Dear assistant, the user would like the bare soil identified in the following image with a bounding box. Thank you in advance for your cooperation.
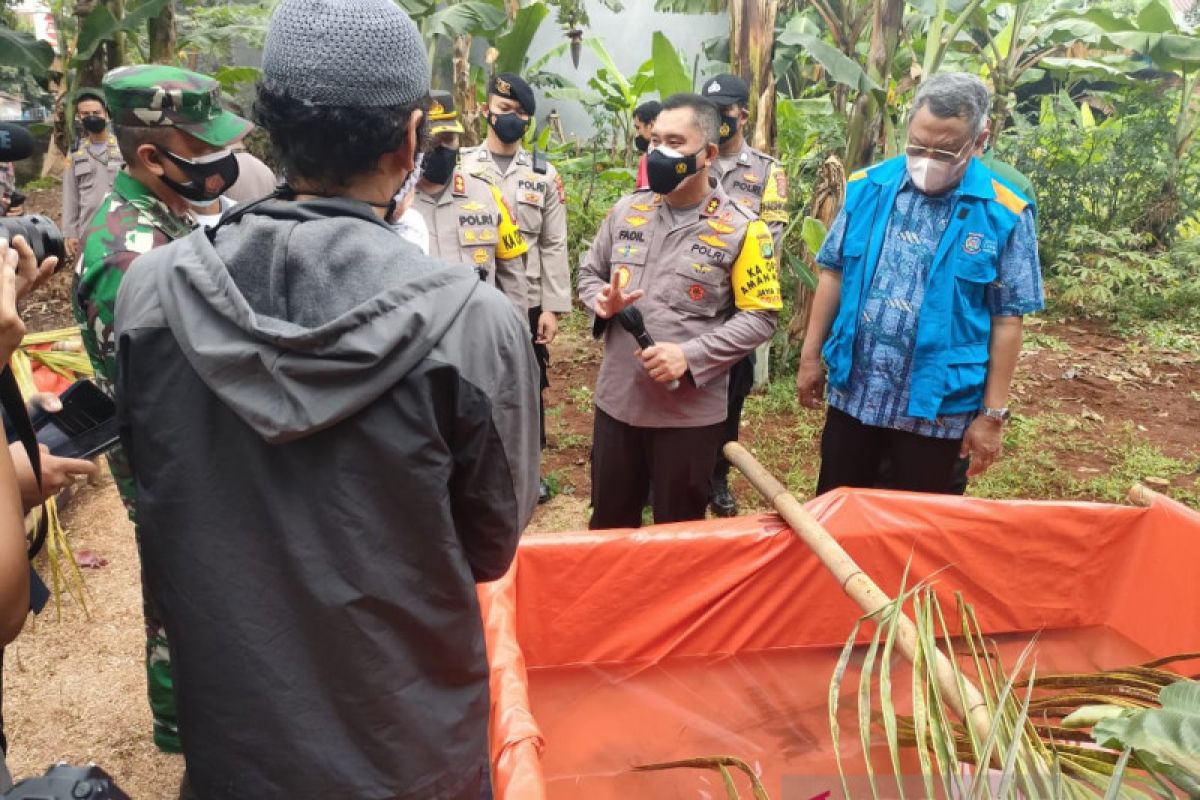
[4,188,1196,793]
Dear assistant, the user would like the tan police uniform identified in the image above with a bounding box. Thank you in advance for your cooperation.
[712,141,789,246]
[414,168,529,311]
[577,183,782,528]
[62,134,123,241]
[459,146,571,315]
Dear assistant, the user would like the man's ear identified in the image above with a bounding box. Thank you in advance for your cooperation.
[739,105,750,125]
[705,141,719,163]
[137,143,166,178]
[402,108,425,171]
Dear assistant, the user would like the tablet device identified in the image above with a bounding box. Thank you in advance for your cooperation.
[33,380,120,460]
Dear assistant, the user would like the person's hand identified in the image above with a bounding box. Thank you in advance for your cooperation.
[637,342,687,383]
[593,270,644,320]
[4,205,22,217]
[0,243,26,364]
[10,443,98,512]
[535,310,559,345]
[796,357,827,410]
[6,235,57,300]
[66,238,81,258]
[961,415,1003,477]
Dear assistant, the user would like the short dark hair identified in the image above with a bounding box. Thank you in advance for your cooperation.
[75,91,106,111]
[659,93,720,145]
[634,100,662,125]
[113,125,174,165]
[253,85,429,190]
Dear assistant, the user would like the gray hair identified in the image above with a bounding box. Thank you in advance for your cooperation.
[910,73,992,137]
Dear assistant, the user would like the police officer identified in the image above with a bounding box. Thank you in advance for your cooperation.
[413,90,528,311]
[578,94,782,529]
[62,88,123,263]
[461,73,569,503]
[699,74,791,518]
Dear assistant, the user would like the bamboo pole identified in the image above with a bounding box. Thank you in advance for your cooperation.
[1127,483,1164,508]
[723,441,993,744]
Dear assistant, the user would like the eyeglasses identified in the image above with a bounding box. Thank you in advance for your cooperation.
[905,140,971,164]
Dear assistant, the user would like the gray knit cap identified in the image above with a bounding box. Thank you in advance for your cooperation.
[261,0,430,108]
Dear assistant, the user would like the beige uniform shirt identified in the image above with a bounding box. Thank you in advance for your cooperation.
[62,135,123,240]
[460,146,571,314]
[712,142,790,246]
[225,151,278,204]
[413,169,528,312]
[577,183,783,428]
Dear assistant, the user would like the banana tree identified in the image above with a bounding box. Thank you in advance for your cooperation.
[1088,0,1200,215]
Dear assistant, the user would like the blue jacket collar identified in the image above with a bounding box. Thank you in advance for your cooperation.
[868,154,996,201]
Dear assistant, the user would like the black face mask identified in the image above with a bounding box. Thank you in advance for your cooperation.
[422,145,458,186]
[81,115,107,135]
[155,146,240,206]
[634,135,650,154]
[719,114,739,144]
[645,145,702,196]
[488,112,528,145]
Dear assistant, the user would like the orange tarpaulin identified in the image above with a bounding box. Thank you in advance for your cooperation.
[480,488,1200,798]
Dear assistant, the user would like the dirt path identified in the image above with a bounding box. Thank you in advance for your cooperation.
[4,480,183,796]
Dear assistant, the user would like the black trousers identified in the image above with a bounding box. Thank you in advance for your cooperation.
[590,408,725,529]
[528,306,549,451]
[816,406,966,496]
[711,353,756,483]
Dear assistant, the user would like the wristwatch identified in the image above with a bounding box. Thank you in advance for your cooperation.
[980,406,1011,423]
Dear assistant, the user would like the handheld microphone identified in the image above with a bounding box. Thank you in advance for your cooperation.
[0,123,35,163]
[614,306,680,391]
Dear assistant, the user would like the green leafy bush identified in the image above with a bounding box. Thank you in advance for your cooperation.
[996,88,1200,261]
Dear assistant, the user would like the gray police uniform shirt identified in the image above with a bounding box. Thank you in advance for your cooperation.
[577,182,783,429]
[62,135,123,240]
[412,168,528,312]
[710,141,790,246]
[460,146,571,314]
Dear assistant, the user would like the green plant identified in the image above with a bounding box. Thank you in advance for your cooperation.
[567,384,594,415]
[19,176,59,192]
[1049,227,1179,319]
[541,470,574,500]
[1066,679,1200,797]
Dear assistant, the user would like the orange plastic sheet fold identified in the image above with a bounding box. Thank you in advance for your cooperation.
[480,488,1200,798]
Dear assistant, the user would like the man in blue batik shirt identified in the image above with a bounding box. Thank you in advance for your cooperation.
[797,73,1043,495]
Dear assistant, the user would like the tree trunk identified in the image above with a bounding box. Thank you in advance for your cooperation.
[843,0,904,171]
[730,0,780,152]
[453,34,481,147]
[148,1,176,63]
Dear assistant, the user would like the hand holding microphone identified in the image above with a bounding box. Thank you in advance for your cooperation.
[614,306,685,391]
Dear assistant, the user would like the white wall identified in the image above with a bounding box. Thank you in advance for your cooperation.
[525,0,728,140]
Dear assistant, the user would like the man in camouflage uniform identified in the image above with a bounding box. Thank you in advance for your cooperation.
[72,64,250,754]
[62,88,123,263]
[699,74,791,517]
[461,73,570,503]
[413,90,528,311]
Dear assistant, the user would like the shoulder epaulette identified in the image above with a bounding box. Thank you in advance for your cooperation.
[990,179,1029,215]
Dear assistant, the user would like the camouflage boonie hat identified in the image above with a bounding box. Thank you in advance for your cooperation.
[428,90,464,136]
[102,65,252,148]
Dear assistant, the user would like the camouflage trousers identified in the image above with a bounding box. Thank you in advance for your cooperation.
[113,447,181,754]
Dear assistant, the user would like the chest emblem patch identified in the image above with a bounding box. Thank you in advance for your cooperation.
[963,232,984,254]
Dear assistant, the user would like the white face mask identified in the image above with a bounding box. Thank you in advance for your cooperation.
[906,154,967,196]
[392,206,430,255]
[392,151,425,211]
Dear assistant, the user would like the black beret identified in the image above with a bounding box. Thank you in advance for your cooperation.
[488,72,535,116]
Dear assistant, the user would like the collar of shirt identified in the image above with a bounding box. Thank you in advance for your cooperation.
[112,170,195,238]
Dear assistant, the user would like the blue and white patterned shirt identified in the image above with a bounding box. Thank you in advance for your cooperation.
[816,174,1043,439]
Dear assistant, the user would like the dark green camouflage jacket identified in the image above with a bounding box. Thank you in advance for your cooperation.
[72,170,194,508]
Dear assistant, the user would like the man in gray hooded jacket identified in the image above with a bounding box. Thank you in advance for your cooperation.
[112,0,540,797]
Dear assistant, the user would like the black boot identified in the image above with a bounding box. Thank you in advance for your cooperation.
[538,478,551,505]
[709,474,737,517]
